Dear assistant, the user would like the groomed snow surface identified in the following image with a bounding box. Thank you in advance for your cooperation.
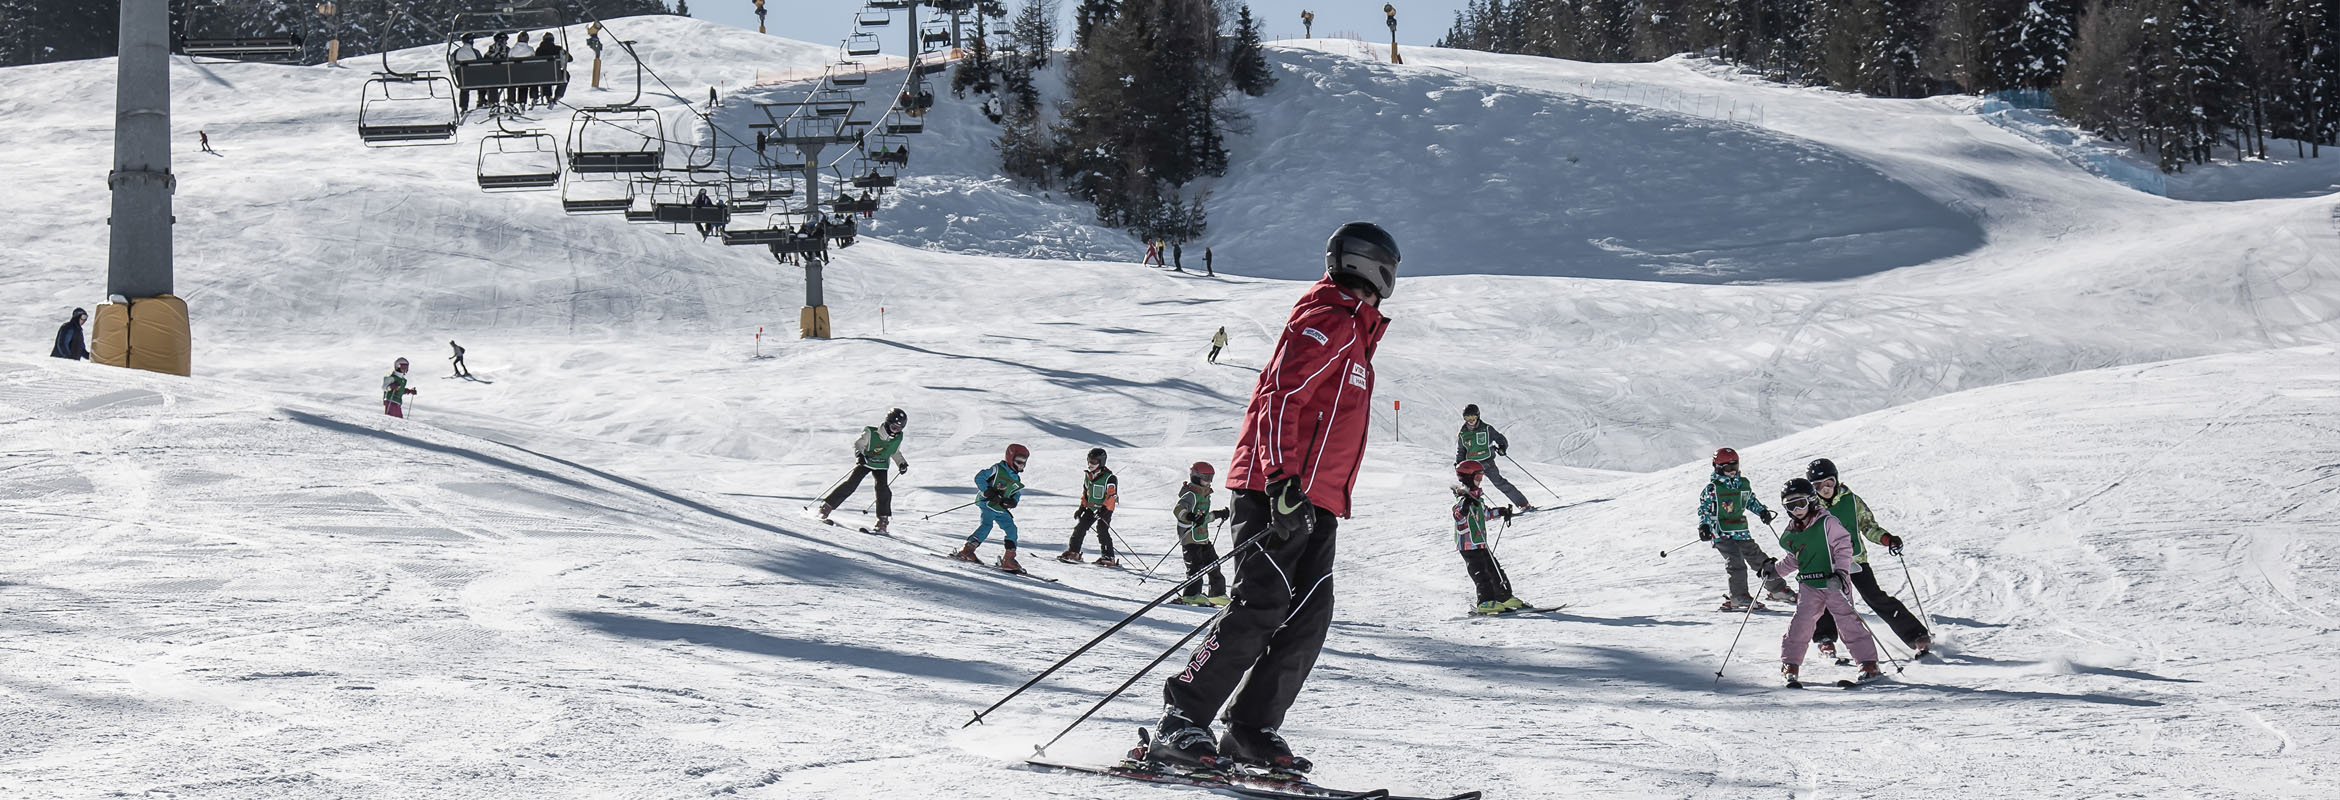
[3,15,2337,799]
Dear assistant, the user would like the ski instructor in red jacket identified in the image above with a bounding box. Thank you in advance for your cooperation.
[1147,222,1399,777]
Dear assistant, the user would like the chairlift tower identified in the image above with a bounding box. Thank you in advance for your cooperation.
[101,0,190,376]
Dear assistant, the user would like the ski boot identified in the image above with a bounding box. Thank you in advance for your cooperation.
[1094,555,1119,568]
[1516,504,1537,513]
[1764,588,1799,605]
[950,541,982,563]
[1056,550,1084,564]
[1817,639,1839,662]
[1501,597,1528,611]
[871,517,889,535]
[1473,600,1508,615]
[997,546,1024,573]
[1207,595,1232,607]
[1851,661,1886,684]
[816,503,835,521]
[1910,636,1934,660]
[1782,663,1803,689]
[1146,715,1224,773]
[1220,724,1311,777]
[1173,594,1211,606]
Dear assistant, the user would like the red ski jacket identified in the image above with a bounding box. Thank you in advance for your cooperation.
[1224,278,1390,518]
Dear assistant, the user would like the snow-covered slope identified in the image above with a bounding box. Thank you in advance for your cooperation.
[2,15,2337,799]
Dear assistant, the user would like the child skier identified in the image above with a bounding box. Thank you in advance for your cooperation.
[1772,477,1883,687]
[382,357,417,417]
[1805,458,1933,658]
[1699,447,1797,611]
[1172,461,1231,606]
[1455,405,1535,511]
[817,408,910,533]
[1060,448,1120,565]
[1454,460,1527,614]
[1208,326,1228,364]
[954,444,1029,572]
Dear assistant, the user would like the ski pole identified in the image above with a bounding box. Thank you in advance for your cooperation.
[1712,585,1762,687]
[1837,580,1909,673]
[922,499,979,521]
[1658,537,1706,558]
[1489,509,1515,554]
[1501,453,1561,504]
[1896,549,1933,632]
[1032,600,1224,758]
[965,530,1266,728]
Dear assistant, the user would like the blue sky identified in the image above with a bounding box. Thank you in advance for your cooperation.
[682,0,1460,59]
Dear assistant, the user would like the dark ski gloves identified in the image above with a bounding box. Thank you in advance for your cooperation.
[1263,477,1313,542]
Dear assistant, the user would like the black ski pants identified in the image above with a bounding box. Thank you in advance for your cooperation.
[1813,564,1929,647]
[820,464,892,518]
[1164,489,1336,731]
[1460,547,1512,604]
[1479,459,1532,508]
[1067,507,1116,557]
[1180,540,1226,598]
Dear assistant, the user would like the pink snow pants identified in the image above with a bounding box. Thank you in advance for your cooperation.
[1782,582,1877,665]
[384,401,404,418]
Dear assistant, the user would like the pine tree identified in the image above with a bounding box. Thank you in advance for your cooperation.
[1013,0,1058,70]
[1074,0,1117,50]
[1228,4,1274,96]
[675,0,692,16]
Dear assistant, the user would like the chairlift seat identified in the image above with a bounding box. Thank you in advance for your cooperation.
[916,62,950,76]
[571,152,663,174]
[744,188,797,201]
[454,58,566,92]
[851,175,898,189]
[834,72,868,87]
[721,227,800,246]
[871,151,908,165]
[766,238,830,256]
[654,204,734,225]
[856,11,893,27]
[885,121,925,135]
[868,0,911,9]
[563,198,633,214]
[359,123,458,143]
[480,172,560,190]
[182,37,304,63]
[625,207,660,223]
[732,200,770,214]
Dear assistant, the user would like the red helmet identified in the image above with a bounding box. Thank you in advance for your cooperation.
[1189,461,1215,476]
[1455,460,1484,479]
[394,357,409,372]
[1712,447,1739,467]
[1004,443,1030,465]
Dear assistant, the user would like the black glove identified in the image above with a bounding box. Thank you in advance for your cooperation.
[1003,495,1019,509]
[1698,522,1714,542]
[1760,556,1778,572]
[1263,476,1313,542]
[1497,507,1514,521]
[1210,508,1229,522]
[1879,533,1903,555]
[1494,445,1507,456]
[896,462,908,476]
[984,489,1005,507]
[1759,509,1777,525]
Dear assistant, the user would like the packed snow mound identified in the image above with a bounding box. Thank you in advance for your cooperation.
[868,47,1985,282]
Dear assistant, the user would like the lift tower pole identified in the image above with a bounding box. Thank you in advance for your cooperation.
[100,0,190,376]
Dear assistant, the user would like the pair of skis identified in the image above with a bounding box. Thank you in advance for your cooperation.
[1025,756,1479,800]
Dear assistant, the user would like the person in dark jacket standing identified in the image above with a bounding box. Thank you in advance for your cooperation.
[1455,404,1535,511]
[1148,222,1398,777]
[51,308,89,360]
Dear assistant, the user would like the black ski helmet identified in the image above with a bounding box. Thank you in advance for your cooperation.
[1462,403,1480,418]
[1326,222,1400,299]
[884,408,907,432]
[1781,478,1818,504]
[1086,447,1106,465]
[1806,458,1839,482]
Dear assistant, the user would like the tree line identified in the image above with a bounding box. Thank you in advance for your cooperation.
[959,0,1273,243]
[1436,0,2340,170]
[0,1,676,69]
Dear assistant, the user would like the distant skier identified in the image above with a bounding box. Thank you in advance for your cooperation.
[1771,478,1883,687]
[818,408,909,532]
[1172,461,1231,606]
[1203,246,1214,276]
[1058,448,1120,565]
[1148,221,1398,776]
[1143,240,1162,268]
[953,443,1029,572]
[1207,326,1228,364]
[1699,447,1796,611]
[1453,460,1526,614]
[50,308,89,360]
[382,357,417,417]
[448,340,471,378]
[1455,405,1534,511]
[1173,242,1184,272]
[1805,458,1932,658]
[198,130,216,154]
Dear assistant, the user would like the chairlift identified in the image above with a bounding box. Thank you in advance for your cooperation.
[723,209,819,249]
[855,9,893,27]
[568,106,666,174]
[813,89,856,117]
[179,0,305,62]
[444,6,574,104]
[559,171,634,214]
[357,71,459,145]
[884,119,925,135]
[652,174,734,234]
[846,33,882,58]
[867,0,911,9]
[867,134,909,165]
[916,60,951,76]
[832,61,868,87]
[920,23,952,48]
[477,121,562,191]
[851,159,899,190]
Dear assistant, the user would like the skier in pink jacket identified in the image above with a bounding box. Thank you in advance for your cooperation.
[1771,478,1883,687]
